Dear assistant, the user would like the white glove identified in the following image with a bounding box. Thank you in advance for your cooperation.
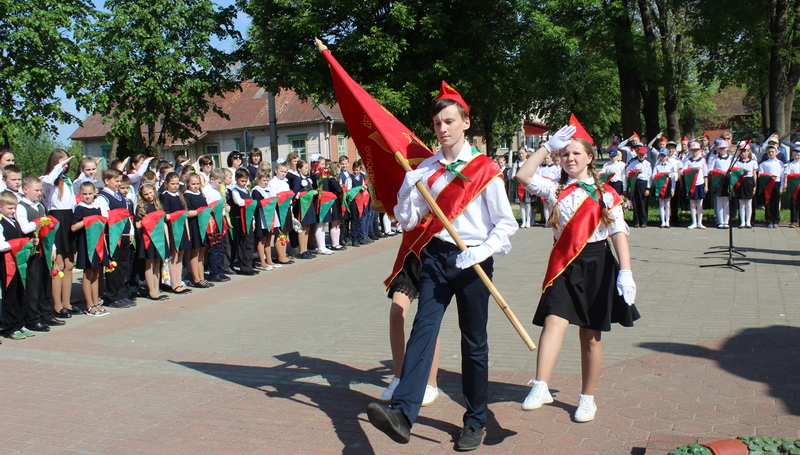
[616,269,636,305]
[544,125,577,153]
[398,168,427,199]
[455,243,494,269]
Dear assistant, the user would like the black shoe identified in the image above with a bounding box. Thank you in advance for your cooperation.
[44,317,66,326]
[57,309,72,319]
[454,425,485,451]
[190,280,212,288]
[208,275,230,283]
[370,234,381,240]
[366,402,410,444]
[361,237,374,244]
[351,241,360,247]
[223,268,236,275]
[275,259,295,265]
[123,297,137,306]
[26,322,51,332]
[236,270,256,276]
[298,251,315,259]
[105,299,133,308]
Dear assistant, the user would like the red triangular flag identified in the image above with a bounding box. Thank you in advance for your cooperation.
[568,114,593,144]
[317,41,433,216]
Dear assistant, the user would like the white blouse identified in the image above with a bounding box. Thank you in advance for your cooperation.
[525,176,629,242]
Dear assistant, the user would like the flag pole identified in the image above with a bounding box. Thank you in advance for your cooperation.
[393,152,536,351]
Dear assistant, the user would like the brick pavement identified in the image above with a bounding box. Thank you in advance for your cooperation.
[0,223,798,454]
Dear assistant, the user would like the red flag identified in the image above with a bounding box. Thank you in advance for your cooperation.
[318,41,433,215]
[568,114,593,145]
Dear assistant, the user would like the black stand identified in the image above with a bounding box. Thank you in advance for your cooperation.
[700,147,750,272]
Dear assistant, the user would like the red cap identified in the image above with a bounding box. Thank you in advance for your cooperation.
[437,81,470,116]
[568,113,594,144]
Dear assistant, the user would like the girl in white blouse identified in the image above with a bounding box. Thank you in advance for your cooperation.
[514,126,640,423]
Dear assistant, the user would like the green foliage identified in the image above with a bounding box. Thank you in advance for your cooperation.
[74,0,243,157]
[241,0,581,152]
[0,0,94,146]
[8,132,81,178]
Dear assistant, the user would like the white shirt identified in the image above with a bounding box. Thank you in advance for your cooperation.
[600,160,626,187]
[625,158,653,186]
[653,159,679,193]
[394,142,517,254]
[683,156,709,185]
[15,198,45,234]
[710,154,733,172]
[95,188,134,236]
[734,159,759,178]
[525,175,629,242]
[203,183,223,204]
[759,159,784,188]
[266,176,291,195]
[41,163,76,210]
[784,160,800,188]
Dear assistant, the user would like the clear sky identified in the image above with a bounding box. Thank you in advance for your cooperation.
[55,0,251,145]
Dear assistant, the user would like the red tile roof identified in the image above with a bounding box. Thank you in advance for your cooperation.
[70,81,343,140]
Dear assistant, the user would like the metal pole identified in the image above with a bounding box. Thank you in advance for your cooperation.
[268,91,279,169]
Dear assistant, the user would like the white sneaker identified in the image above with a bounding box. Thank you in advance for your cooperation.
[317,248,334,255]
[698,224,707,229]
[574,394,597,422]
[522,379,553,410]
[687,224,697,229]
[421,385,439,406]
[381,377,400,402]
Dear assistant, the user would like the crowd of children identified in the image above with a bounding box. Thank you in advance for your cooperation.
[502,133,800,230]
[0,146,397,341]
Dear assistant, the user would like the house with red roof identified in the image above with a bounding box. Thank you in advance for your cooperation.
[70,81,358,168]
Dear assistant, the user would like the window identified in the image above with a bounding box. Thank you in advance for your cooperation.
[99,146,111,169]
[204,143,220,167]
[288,135,307,161]
[337,135,348,157]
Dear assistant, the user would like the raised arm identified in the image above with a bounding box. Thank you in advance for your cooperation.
[516,125,575,186]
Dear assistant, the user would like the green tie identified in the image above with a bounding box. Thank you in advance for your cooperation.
[444,160,471,182]
[574,181,600,203]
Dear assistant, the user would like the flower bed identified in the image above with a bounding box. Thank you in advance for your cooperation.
[669,437,800,455]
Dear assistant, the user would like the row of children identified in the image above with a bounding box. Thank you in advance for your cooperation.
[0,146,400,339]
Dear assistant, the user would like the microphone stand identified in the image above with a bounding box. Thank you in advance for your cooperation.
[701,145,750,272]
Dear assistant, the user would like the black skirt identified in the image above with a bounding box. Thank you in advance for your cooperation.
[736,176,756,200]
[533,241,640,332]
[49,209,77,255]
[387,254,421,300]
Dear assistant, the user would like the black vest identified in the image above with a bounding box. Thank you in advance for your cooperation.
[21,201,46,238]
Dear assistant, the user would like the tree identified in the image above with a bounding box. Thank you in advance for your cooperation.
[0,0,93,146]
[74,0,242,158]
[11,132,81,178]
[241,0,570,154]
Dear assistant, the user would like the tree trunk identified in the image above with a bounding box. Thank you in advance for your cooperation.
[654,0,681,141]
[607,0,642,136]
[768,0,790,135]
[637,0,662,139]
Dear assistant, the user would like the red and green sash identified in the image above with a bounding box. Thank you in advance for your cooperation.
[256,196,276,230]
[343,186,363,212]
[3,238,35,288]
[167,210,188,249]
[683,168,700,196]
[295,191,316,223]
[758,174,777,204]
[516,182,526,203]
[652,172,671,199]
[141,210,167,260]
[107,208,131,256]
[598,171,615,184]
[35,216,60,269]
[384,155,501,289]
[240,199,258,234]
[626,169,641,194]
[729,168,747,192]
[543,182,623,291]
[195,205,213,243]
[707,170,726,196]
[275,191,295,231]
[84,215,108,263]
[353,190,370,217]
[317,191,338,223]
[786,173,800,203]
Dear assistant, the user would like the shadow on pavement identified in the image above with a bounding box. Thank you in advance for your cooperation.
[175,351,521,452]
[640,325,800,416]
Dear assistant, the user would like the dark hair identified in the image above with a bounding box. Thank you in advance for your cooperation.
[234,167,250,181]
[249,148,262,164]
[227,151,243,167]
[430,98,468,119]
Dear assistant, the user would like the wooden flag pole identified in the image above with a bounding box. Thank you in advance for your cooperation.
[394,152,536,351]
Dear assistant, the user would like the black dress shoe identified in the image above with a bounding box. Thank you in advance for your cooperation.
[57,309,72,319]
[44,317,66,326]
[223,268,236,275]
[26,322,51,332]
[366,402,410,444]
[236,270,256,276]
[454,425,485,451]
[208,275,228,283]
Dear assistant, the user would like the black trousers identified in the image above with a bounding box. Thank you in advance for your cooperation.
[391,238,493,428]
[26,253,55,324]
[105,237,132,301]
[631,180,649,226]
[764,186,781,224]
[1,275,25,334]
[233,223,254,273]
